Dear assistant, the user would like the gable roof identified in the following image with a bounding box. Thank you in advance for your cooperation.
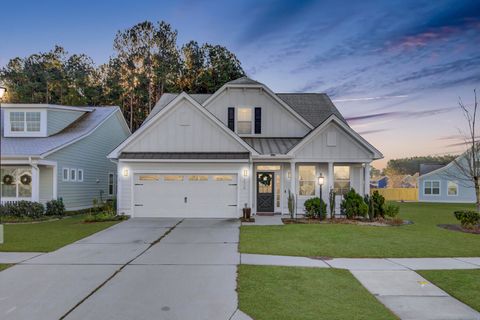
[226,76,264,86]
[419,163,446,176]
[1,107,122,157]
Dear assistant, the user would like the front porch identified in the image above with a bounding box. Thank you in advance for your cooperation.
[251,161,370,217]
[0,160,57,205]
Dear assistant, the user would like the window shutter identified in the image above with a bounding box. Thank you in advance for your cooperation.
[228,107,235,131]
[254,107,262,134]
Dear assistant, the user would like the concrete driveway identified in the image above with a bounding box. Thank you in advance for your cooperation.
[0,218,242,320]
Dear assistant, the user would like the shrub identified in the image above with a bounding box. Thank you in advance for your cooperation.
[384,203,400,218]
[329,189,336,219]
[46,198,65,216]
[0,201,44,218]
[454,210,480,228]
[340,189,368,219]
[84,212,128,223]
[288,190,295,219]
[371,190,386,218]
[304,197,327,220]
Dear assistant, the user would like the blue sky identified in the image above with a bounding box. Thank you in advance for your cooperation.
[1,0,479,168]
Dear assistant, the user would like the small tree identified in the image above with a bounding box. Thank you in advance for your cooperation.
[329,188,336,219]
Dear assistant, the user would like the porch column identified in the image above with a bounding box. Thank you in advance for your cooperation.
[364,163,370,196]
[249,162,254,215]
[31,165,40,202]
[290,161,296,218]
[327,162,334,216]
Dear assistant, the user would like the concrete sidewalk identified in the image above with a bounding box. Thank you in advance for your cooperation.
[0,252,43,264]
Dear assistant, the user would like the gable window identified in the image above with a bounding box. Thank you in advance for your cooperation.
[9,111,41,132]
[447,181,458,196]
[424,181,440,195]
[63,168,69,182]
[299,165,316,196]
[237,108,252,134]
[108,173,115,196]
[334,166,350,195]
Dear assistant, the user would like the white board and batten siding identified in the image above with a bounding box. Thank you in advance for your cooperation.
[46,111,130,210]
[118,162,251,218]
[205,87,310,137]
[39,166,54,203]
[123,99,248,153]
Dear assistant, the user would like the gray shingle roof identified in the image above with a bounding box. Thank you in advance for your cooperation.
[1,107,119,157]
[242,138,302,154]
[419,163,446,176]
[226,76,263,86]
[119,152,249,159]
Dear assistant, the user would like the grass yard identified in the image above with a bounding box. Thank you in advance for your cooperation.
[418,269,480,312]
[0,215,120,252]
[240,202,480,258]
[0,264,11,272]
[238,265,397,320]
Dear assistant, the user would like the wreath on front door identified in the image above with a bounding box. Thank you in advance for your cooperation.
[2,174,14,185]
[20,174,32,185]
[258,173,272,186]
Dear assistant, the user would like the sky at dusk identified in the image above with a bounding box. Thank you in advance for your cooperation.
[1,0,479,168]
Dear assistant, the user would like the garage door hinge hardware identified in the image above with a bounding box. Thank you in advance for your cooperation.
[134,204,144,206]
[228,204,237,207]
[135,183,143,186]
[229,184,237,186]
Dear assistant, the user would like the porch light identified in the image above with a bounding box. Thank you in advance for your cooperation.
[318,174,324,186]
[243,168,249,177]
[0,86,6,99]
[122,168,129,177]
[287,170,291,180]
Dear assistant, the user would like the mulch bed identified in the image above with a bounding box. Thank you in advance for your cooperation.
[282,217,411,227]
[241,217,255,223]
[438,224,480,234]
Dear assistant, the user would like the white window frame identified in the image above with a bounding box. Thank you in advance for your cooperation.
[7,111,43,134]
[298,165,316,197]
[447,181,458,196]
[70,168,77,182]
[77,169,84,182]
[236,107,253,135]
[424,180,440,196]
[62,168,70,182]
[108,172,115,196]
[333,165,351,196]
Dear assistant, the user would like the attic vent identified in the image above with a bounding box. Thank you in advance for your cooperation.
[327,131,336,146]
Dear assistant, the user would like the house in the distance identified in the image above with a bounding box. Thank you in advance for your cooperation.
[1,104,130,210]
[418,156,475,203]
[108,77,383,218]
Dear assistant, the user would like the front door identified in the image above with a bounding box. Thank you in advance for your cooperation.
[257,172,274,212]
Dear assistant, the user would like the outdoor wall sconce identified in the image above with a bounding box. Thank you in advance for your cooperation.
[122,168,129,177]
[243,168,249,177]
[287,170,291,179]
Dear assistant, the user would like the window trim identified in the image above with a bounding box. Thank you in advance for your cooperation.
[333,165,351,196]
[70,168,77,182]
[9,111,42,133]
[62,168,70,182]
[236,107,254,135]
[77,169,84,182]
[423,180,441,196]
[298,165,316,197]
[447,181,458,197]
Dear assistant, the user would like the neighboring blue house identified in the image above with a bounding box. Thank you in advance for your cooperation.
[1,104,131,210]
[418,155,475,203]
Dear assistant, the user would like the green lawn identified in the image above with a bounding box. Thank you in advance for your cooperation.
[418,269,480,312]
[0,264,11,271]
[240,202,480,258]
[238,265,397,320]
[0,215,120,252]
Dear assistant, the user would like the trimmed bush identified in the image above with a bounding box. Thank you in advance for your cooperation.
[0,201,44,218]
[304,197,327,220]
[341,189,368,219]
[371,190,386,218]
[454,210,480,229]
[46,198,65,216]
[384,203,400,218]
[84,212,128,223]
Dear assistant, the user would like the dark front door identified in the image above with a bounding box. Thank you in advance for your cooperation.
[257,172,274,212]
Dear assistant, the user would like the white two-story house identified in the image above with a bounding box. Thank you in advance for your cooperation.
[108,77,383,218]
[1,104,130,210]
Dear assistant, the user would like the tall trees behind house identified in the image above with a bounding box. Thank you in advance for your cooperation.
[0,20,245,131]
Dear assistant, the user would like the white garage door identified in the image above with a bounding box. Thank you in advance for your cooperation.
[133,173,238,218]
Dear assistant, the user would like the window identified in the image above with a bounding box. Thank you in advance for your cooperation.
[108,173,115,195]
[77,169,84,182]
[189,175,208,181]
[9,111,41,132]
[63,168,69,181]
[164,175,183,181]
[424,181,440,195]
[299,165,316,196]
[1,167,32,198]
[237,108,252,134]
[213,175,233,181]
[139,175,160,181]
[447,181,458,196]
[70,169,76,181]
[334,166,350,195]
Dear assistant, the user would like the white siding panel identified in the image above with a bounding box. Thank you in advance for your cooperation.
[39,166,54,203]
[295,123,372,161]
[124,99,247,152]
[205,88,310,137]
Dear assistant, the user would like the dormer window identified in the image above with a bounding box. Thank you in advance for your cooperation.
[237,108,252,134]
[227,106,262,135]
[9,111,41,133]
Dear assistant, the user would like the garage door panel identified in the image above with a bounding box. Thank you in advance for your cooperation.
[133,174,238,218]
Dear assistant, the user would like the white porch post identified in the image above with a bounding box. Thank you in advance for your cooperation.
[290,161,296,218]
[249,161,254,215]
[31,165,40,202]
[52,164,58,200]
[327,162,334,216]
[364,163,370,196]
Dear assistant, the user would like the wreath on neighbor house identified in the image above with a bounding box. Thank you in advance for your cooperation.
[2,174,14,185]
[258,173,272,186]
[20,174,32,185]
